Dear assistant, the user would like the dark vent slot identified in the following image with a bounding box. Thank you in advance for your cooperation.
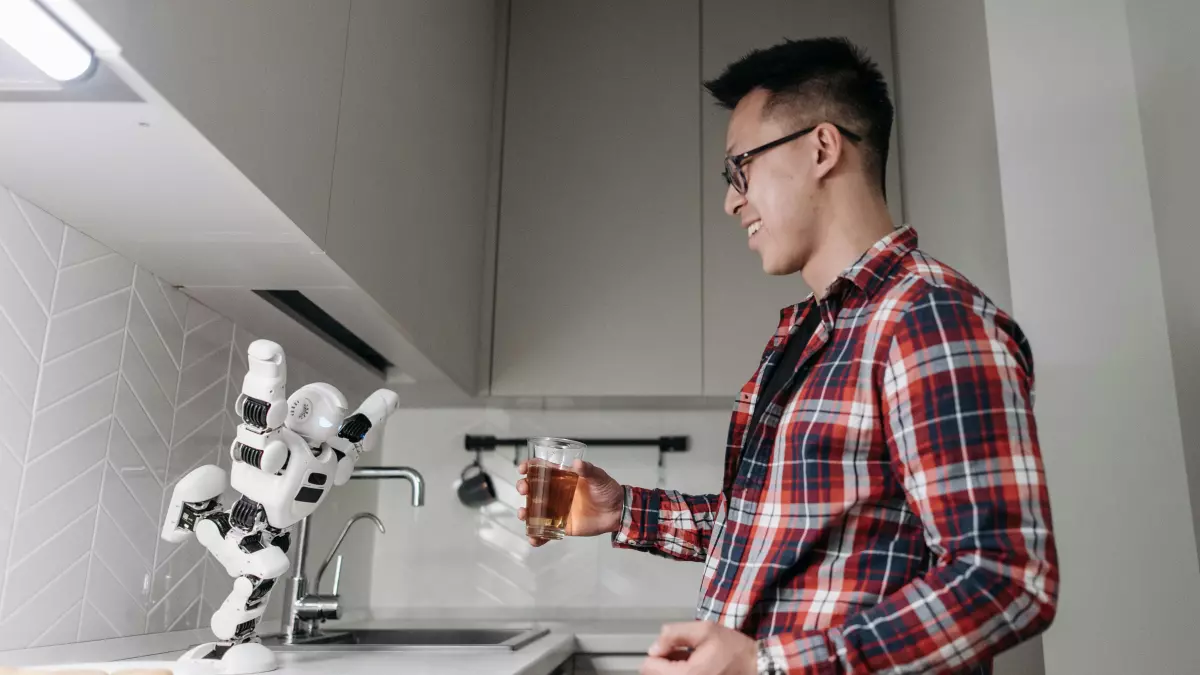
[254,290,392,376]
[295,486,324,504]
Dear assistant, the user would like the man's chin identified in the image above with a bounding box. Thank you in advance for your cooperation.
[760,257,801,276]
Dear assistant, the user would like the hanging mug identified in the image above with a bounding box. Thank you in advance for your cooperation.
[457,460,497,508]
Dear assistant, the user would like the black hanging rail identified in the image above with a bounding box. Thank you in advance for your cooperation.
[464,435,689,453]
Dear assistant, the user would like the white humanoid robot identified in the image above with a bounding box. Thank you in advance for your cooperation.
[162,339,399,674]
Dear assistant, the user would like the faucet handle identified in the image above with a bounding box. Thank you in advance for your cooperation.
[330,555,344,596]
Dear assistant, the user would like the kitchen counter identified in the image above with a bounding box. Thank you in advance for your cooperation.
[3,634,574,675]
[0,609,687,674]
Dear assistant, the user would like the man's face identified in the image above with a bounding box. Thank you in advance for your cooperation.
[723,89,818,276]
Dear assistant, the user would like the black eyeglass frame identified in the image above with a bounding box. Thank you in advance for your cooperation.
[722,123,863,195]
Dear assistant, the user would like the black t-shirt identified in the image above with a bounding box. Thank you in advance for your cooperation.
[747,302,822,442]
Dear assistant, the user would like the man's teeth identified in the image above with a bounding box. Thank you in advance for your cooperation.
[747,221,762,237]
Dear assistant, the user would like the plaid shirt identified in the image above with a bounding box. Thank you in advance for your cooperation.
[613,227,1057,674]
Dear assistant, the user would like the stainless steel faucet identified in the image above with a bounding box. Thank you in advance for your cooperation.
[349,466,426,506]
[279,466,425,642]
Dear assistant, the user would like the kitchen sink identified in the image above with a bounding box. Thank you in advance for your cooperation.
[260,627,550,652]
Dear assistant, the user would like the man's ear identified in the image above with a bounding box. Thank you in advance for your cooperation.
[812,123,845,180]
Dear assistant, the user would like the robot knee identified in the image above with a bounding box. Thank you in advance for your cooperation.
[174,465,227,503]
[162,466,226,544]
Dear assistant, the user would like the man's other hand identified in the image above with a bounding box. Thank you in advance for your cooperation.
[516,458,624,546]
[640,621,758,675]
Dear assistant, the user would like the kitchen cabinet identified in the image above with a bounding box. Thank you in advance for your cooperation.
[490,0,703,397]
[699,0,903,395]
[325,0,499,392]
[69,0,497,394]
[76,0,351,247]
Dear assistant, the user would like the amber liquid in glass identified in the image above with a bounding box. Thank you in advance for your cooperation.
[525,460,580,540]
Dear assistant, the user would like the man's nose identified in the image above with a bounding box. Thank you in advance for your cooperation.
[724,183,745,217]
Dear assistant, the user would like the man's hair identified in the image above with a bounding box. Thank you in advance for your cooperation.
[705,37,893,194]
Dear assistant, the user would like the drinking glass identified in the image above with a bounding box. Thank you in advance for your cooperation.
[525,437,587,540]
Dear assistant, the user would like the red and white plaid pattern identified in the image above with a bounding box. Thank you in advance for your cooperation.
[613,227,1057,674]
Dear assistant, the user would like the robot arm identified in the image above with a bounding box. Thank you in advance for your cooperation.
[230,340,292,475]
[330,388,400,485]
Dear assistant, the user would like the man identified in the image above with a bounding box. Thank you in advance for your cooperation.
[517,37,1057,674]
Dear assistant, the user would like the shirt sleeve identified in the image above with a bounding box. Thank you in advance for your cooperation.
[611,485,719,562]
[760,286,1059,674]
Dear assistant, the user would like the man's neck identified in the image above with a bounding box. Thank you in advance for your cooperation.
[802,188,896,299]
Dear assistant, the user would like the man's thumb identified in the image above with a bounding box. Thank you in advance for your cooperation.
[575,459,604,480]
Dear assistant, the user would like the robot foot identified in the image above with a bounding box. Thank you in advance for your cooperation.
[162,465,226,544]
[180,640,276,675]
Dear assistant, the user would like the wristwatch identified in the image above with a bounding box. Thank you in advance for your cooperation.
[757,642,784,675]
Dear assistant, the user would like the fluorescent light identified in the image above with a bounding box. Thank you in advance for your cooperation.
[0,0,95,81]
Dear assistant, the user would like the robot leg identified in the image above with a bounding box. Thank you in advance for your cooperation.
[178,573,279,674]
[161,465,226,543]
[195,515,290,582]
[211,575,277,642]
[183,524,291,674]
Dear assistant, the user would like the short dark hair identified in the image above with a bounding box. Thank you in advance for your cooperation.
[705,37,893,194]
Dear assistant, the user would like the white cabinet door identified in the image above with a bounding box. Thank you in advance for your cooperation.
[325,0,499,392]
[492,0,703,397]
[78,0,351,247]
[700,0,902,396]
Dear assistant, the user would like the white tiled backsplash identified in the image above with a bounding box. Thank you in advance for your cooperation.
[370,407,732,612]
[0,185,381,650]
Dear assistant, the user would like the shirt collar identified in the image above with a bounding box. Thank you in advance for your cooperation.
[827,225,917,299]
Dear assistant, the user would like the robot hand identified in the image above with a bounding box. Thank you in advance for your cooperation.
[226,339,292,475]
[331,388,400,485]
[235,340,288,430]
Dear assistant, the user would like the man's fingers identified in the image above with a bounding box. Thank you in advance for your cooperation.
[527,536,547,547]
[639,656,689,675]
[516,478,528,495]
[517,459,528,475]
[517,506,527,521]
[648,621,712,657]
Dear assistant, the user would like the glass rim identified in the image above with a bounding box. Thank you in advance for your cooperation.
[527,436,587,450]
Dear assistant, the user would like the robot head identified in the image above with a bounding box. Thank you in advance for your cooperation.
[286,383,348,445]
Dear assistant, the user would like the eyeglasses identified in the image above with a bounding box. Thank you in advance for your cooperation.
[722,123,862,195]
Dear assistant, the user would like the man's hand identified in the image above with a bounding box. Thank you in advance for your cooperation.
[515,459,624,546]
[640,621,758,675]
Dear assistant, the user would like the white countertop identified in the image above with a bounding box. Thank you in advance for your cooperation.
[5,634,574,675]
[0,608,688,675]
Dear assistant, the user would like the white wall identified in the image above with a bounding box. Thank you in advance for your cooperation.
[891,4,1040,672]
[1125,0,1200,560]
[983,1,1200,672]
[369,407,729,610]
[891,0,1010,312]
[0,184,380,649]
